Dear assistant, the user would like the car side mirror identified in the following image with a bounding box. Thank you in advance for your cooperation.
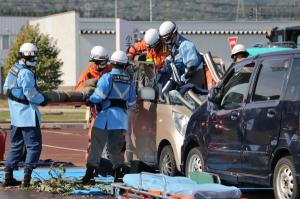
[138,87,156,101]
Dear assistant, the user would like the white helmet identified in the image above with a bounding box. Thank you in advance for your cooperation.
[159,21,177,43]
[144,28,160,49]
[231,44,249,58]
[19,43,38,57]
[110,50,128,67]
[90,45,109,62]
[19,43,38,67]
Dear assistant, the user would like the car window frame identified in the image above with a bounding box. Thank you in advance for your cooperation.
[283,56,300,101]
[248,55,292,105]
[218,60,255,110]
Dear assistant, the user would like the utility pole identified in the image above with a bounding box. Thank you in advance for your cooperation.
[292,0,296,20]
[255,0,259,21]
[149,0,153,21]
[115,0,118,18]
[255,1,258,21]
[0,65,3,96]
[236,0,245,21]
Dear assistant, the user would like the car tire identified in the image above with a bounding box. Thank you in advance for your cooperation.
[159,145,177,176]
[185,147,204,176]
[273,156,299,199]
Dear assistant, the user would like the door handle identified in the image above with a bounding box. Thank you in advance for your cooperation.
[230,110,240,121]
[267,109,276,118]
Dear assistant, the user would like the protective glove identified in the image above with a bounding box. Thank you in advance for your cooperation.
[180,73,187,83]
[40,99,48,106]
[82,87,95,99]
[83,78,98,88]
[85,98,93,107]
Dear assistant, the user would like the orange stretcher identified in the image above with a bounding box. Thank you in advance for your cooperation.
[112,182,184,199]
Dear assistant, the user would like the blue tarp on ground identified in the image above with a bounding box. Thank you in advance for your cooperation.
[0,168,114,196]
[0,159,75,168]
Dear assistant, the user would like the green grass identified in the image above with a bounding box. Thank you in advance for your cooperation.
[0,98,7,108]
[0,111,85,122]
[0,98,85,110]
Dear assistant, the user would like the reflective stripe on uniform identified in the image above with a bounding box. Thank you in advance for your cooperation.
[112,83,130,99]
[163,46,167,53]
[128,100,136,106]
[146,58,154,62]
[95,88,107,99]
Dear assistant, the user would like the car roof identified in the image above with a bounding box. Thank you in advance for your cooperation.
[255,48,300,58]
[241,49,300,63]
[247,47,292,57]
[229,49,300,71]
[285,26,300,30]
[275,26,300,31]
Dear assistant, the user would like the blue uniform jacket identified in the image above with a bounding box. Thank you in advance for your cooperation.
[3,61,44,127]
[167,35,203,76]
[89,69,136,132]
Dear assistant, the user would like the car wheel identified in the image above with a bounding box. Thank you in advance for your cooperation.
[273,156,298,199]
[159,145,177,176]
[185,147,204,175]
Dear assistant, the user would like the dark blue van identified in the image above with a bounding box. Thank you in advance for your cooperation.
[181,49,300,199]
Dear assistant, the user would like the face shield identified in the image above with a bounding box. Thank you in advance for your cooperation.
[93,58,108,71]
[162,32,176,49]
[25,56,38,68]
[146,40,160,50]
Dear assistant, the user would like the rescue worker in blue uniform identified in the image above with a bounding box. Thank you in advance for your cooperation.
[2,43,47,187]
[81,50,136,184]
[158,21,205,94]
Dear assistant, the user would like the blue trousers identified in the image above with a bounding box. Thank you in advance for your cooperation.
[5,121,42,169]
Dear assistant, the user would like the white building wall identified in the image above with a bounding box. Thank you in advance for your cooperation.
[78,34,115,77]
[0,16,34,66]
[29,11,79,87]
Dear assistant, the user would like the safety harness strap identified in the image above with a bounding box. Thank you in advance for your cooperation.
[6,65,29,105]
[7,89,29,105]
[9,65,20,76]
[109,99,127,109]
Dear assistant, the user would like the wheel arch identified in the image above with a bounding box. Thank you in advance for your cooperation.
[182,139,201,175]
[271,148,292,181]
[157,139,172,164]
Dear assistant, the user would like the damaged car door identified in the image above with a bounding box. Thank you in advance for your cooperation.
[205,61,255,178]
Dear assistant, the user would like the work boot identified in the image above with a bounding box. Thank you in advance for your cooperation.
[114,164,130,183]
[2,167,21,187]
[81,165,96,185]
[22,167,33,188]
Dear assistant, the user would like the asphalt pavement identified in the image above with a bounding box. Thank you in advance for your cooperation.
[0,127,275,199]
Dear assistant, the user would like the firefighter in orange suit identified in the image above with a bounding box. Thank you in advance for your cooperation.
[144,28,169,70]
[127,40,147,61]
[75,46,111,160]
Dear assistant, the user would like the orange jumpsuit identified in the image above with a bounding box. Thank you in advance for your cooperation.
[75,62,112,160]
[146,42,169,70]
[127,40,147,59]
[75,63,112,91]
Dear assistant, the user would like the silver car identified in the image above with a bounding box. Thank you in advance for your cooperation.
[127,53,224,176]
